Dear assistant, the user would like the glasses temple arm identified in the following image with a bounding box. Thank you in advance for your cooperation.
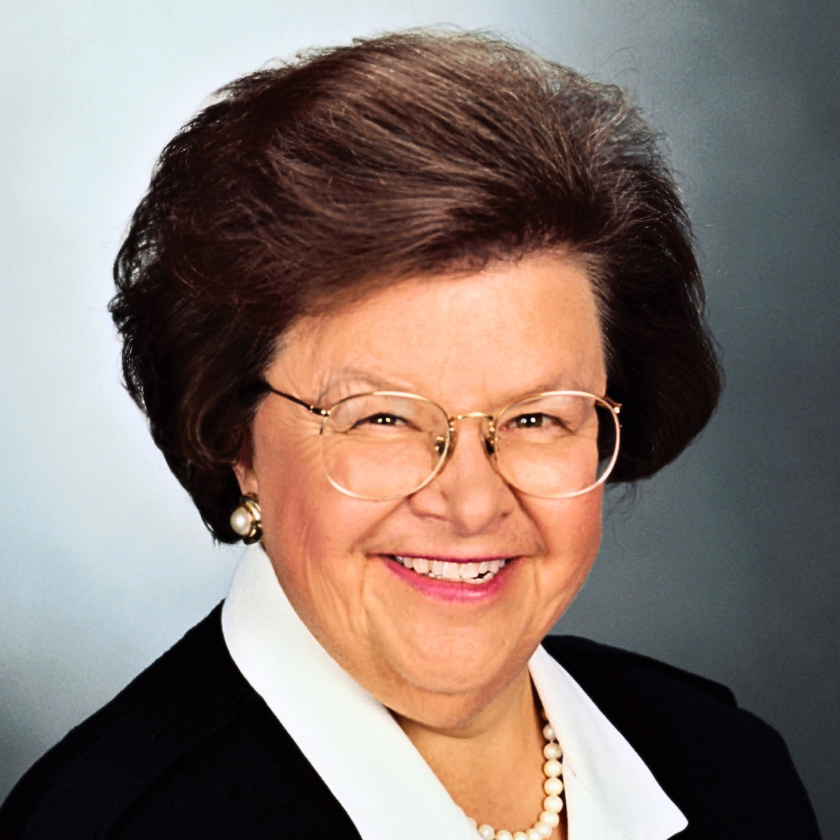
[262,384,329,417]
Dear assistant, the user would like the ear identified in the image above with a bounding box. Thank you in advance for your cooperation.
[232,427,259,497]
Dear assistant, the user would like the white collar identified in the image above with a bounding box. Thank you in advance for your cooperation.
[222,544,687,840]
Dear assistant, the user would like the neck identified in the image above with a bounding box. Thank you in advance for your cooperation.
[392,668,558,836]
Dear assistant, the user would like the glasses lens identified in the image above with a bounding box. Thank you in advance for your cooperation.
[494,393,619,498]
[321,393,449,500]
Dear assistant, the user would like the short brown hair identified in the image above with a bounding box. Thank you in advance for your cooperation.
[110,30,722,542]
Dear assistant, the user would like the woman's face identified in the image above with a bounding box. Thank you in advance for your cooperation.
[235,252,607,726]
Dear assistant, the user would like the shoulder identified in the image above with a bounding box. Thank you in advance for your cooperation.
[0,605,359,840]
[542,635,822,838]
[542,633,737,708]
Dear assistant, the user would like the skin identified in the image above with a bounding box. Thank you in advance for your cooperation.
[234,252,608,837]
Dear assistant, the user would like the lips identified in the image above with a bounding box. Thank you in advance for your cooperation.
[390,555,509,584]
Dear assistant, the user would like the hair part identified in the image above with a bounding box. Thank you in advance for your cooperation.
[110,29,722,542]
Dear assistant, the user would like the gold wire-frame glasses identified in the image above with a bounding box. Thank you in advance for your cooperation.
[262,385,622,501]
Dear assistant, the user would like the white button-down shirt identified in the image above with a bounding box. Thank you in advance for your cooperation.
[222,544,688,840]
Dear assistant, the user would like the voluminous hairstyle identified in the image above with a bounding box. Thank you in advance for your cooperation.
[110,30,722,542]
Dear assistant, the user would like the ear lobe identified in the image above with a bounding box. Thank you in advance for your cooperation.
[232,428,258,496]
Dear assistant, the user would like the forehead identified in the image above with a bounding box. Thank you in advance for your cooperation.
[272,253,606,409]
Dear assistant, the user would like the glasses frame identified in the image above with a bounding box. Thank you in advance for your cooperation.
[262,384,622,501]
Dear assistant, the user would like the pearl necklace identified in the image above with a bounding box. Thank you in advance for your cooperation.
[465,719,565,840]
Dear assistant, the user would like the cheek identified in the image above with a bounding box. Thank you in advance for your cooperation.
[251,417,327,559]
[571,489,603,557]
[530,487,603,587]
[252,422,392,581]
[558,486,603,552]
[257,456,358,632]
[253,410,320,504]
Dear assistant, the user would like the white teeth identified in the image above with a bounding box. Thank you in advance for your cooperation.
[393,556,508,583]
[461,563,480,580]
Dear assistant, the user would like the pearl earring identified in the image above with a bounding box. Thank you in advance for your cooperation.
[230,494,262,544]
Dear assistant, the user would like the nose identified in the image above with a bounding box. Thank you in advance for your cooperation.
[407,414,514,535]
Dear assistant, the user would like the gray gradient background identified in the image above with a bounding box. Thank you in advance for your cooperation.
[2,0,838,834]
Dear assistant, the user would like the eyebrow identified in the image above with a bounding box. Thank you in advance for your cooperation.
[315,369,409,404]
[315,368,600,407]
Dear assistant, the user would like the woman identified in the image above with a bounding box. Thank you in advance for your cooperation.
[0,30,820,839]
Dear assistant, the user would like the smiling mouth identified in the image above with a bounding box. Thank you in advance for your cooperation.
[390,555,509,584]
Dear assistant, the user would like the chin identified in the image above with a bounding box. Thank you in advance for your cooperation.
[372,625,538,713]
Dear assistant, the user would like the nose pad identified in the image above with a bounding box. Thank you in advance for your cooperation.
[434,434,448,459]
[434,426,496,465]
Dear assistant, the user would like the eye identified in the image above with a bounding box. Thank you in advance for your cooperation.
[505,412,567,430]
[352,413,413,429]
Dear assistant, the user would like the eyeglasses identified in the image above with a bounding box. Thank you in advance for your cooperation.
[262,386,621,501]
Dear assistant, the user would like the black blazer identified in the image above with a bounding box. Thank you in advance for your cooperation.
[0,604,821,839]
